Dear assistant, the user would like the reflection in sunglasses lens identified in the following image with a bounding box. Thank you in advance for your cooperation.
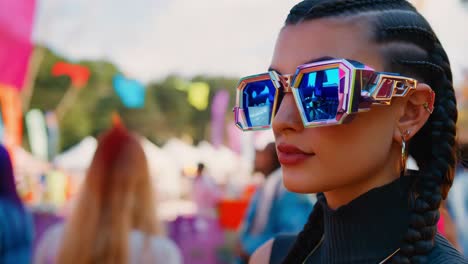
[297,68,340,123]
[242,80,276,127]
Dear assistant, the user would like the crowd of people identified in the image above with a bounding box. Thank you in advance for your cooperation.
[2,121,467,263]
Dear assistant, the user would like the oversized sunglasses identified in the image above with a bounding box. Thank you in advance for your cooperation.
[233,58,435,131]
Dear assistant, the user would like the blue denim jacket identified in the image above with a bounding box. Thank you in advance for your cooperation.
[448,170,468,255]
[0,198,34,264]
[239,170,313,257]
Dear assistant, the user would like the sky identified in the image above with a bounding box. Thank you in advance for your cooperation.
[32,0,468,85]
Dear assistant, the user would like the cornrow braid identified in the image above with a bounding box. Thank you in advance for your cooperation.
[286,0,415,24]
[281,1,458,263]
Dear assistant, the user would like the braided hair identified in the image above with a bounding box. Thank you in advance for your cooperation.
[281,1,457,263]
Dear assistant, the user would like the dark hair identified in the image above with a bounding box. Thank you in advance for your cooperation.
[282,1,457,263]
[197,162,205,173]
[0,145,22,205]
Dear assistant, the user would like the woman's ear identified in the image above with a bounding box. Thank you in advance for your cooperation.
[393,83,435,143]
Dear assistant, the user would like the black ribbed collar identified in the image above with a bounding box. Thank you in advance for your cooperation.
[309,174,415,264]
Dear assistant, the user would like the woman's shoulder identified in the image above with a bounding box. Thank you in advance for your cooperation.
[129,231,182,264]
[427,234,467,263]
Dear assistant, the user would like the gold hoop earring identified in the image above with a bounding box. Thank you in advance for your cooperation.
[400,130,410,172]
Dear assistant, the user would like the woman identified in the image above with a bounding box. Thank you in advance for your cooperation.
[233,0,467,263]
[0,145,34,264]
[34,122,181,264]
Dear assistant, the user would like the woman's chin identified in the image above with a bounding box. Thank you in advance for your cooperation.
[282,170,325,194]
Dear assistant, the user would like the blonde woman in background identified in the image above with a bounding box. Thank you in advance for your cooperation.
[34,122,181,264]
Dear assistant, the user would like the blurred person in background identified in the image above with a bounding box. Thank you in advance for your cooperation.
[34,121,181,264]
[192,162,222,218]
[449,143,468,255]
[236,142,313,263]
[0,144,34,264]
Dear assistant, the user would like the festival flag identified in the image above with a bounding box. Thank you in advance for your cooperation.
[51,62,91,88]
[26,109,48,161]
[0,0,36,90]
[113,74,146,108]
[187,82,210,111]
[0,85,23,157]
[210,90,230,148]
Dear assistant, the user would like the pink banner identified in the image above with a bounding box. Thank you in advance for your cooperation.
[0,0,36,90]
[227,123,242,154]
[211,90,230,148]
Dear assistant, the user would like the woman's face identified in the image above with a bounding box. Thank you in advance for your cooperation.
[271,18,403,194]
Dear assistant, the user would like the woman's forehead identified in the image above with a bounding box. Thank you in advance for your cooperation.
[270,18,384,75]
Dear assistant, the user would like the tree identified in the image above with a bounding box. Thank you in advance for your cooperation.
[26,47,239,151]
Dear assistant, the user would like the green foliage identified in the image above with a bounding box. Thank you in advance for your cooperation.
[28,47,238,151]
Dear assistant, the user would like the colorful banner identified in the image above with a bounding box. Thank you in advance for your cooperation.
[51,62,91,88]
[113,74,146,108]
[0,85,23,156]
[227,123,242,154]
[0,0,36,90]
[210,90,230,148]
[26,109,48,161]
[188,82,210,111]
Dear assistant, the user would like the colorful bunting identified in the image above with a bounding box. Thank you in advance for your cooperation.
[0,0,36,90]
[187,82,210,111]
[113,74,146,108]
[51,62,91,88]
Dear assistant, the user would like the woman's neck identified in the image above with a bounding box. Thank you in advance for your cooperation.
[324,146,401,209]
[313,174,413,263]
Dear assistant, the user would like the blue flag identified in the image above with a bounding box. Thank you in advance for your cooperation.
[113,74,146,108]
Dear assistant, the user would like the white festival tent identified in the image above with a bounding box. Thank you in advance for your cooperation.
[196,141,250,187]
[53,136,97,177]
[52,136,247,199]
[140,138,182,199]
[161,138,199,170]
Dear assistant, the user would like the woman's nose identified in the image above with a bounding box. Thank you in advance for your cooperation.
[272,93,304,135]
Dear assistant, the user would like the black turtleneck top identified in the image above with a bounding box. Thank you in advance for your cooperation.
[270,175,467,264]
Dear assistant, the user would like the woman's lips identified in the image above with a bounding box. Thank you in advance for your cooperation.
[277,144,315,166]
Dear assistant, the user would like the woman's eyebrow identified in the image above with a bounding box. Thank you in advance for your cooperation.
[268,56,338,74]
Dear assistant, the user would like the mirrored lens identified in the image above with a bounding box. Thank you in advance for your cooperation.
[242,79,276,128]
[297,68,340,123]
